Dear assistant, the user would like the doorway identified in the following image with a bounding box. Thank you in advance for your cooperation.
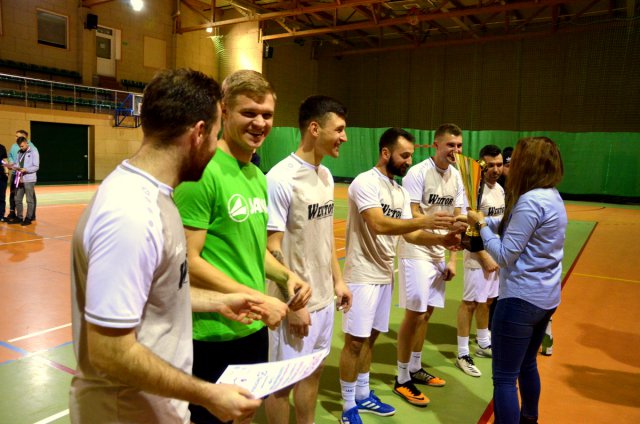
[31,122,90,183]
[96,26,116,77]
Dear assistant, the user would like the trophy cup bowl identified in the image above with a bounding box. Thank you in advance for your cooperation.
[454,153,487,252]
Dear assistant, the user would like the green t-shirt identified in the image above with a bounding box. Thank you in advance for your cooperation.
[174,150,268,342]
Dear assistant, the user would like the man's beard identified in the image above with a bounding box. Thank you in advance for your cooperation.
[386,158,409,177]
[179,145,215,183]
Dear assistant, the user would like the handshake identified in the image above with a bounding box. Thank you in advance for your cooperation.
[419,210,470,251]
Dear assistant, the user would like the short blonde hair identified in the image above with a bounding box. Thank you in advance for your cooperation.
[221,70,276,109]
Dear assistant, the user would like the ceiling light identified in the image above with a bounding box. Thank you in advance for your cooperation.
[206,27,213,33]
[131,0,143,12]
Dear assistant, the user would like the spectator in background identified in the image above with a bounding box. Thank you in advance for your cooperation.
[8,130,38,221]
[8,137,39,226]
[0,142,8,221]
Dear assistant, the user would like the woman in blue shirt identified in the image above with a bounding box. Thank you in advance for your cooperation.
[467,137,567,424]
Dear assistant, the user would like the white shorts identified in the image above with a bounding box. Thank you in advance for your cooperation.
[463,267,499,303]
[398,258,446,312]
[342,283,392,337]
[269,303,335,361]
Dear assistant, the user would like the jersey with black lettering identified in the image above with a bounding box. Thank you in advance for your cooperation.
[174,149,268,342]
[398,158,465,261]
[343,167,412,284]
[267,153,335,312]
[70,160,192,423]
[464,182,505,268]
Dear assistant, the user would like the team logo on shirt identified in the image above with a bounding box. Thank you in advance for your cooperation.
[426,194,454,206]
[228,194,268,222]
[382,203,402,218]
[308,201,334,220]
[488,206,505,216]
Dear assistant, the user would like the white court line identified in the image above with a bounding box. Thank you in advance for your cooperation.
[9,323,71,343]
[0,235,71,246]
[33,409,69,424]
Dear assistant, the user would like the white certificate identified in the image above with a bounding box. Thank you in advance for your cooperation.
[216,349,329,398]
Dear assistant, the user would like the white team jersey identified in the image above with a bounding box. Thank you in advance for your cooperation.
[70,161,192,424]
[398,158,465,261]
[266,153,335,312]
[463,182,505,269]
[343,167,412,284]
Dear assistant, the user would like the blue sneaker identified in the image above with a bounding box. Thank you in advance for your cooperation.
[356,390,396,416]
[340,406,363,424]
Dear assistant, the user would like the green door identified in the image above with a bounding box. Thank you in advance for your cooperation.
[30,122,89,183]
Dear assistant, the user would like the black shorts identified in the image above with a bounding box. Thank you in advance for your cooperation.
[189,327,269,424]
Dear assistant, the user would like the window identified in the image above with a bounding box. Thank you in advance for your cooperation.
[37,10,68,49]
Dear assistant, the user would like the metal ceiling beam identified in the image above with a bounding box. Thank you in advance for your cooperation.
[177,0,390,33]
[514,6,548,30]
[81,0,117,7]
[329,20,614,57]
[573,0,603,20]
[262,0,587,41]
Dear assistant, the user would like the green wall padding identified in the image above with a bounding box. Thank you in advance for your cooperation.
[258,128,640,198]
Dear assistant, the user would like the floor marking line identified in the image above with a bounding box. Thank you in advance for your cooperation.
[37,357,76,376]
[0,235,72,246]
[33,409,69,424]
[572,273,640,284]
[0,341,30,355]
[9,323,72,343]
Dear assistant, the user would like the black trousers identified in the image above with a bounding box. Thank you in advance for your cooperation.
[189,327,269,424]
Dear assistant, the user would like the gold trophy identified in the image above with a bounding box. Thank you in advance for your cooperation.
[454,153,487,252]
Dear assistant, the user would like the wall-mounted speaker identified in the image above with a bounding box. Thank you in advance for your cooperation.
[263,45,274,59]
[86,14,98,30]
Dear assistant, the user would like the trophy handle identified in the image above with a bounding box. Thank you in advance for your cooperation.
[476,159,488,210]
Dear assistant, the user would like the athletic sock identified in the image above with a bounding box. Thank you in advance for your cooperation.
[477,328,491,348]
[409,351,422,373]
[355,372,370,401]
[397,361,411,384]
[457,336,470,357]
[340,379,357,411]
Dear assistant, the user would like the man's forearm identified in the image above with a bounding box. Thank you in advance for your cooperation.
[88,326,212,407]
[189,255,262,296]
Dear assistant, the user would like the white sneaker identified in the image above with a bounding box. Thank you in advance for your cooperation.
[476,344,493,358]
[456,355,482,377]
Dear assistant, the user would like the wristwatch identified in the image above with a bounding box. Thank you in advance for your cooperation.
[475,220,487,232]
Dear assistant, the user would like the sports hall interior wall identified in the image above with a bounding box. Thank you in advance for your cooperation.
[261,19,640,202]
[0,0,223,90]
[0,2,637,201]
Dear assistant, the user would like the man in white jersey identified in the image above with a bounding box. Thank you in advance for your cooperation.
[394,123,465,406]
[70,69,263,424]
[455,144,505,377]
[264,95,353,424]
[339,128,463,424]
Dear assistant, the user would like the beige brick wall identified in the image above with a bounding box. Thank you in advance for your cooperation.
[0,105,141,181]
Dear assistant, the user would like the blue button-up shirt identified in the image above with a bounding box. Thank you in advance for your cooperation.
[481,188,568,310]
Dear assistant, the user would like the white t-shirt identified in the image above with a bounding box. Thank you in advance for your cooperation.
[266,153,335,312]
[463,182,505,269]
[343,167,412,284]
[70,160,192,424]
[398,158,465,261]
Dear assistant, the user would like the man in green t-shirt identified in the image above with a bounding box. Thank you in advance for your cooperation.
[174,70,311,424]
